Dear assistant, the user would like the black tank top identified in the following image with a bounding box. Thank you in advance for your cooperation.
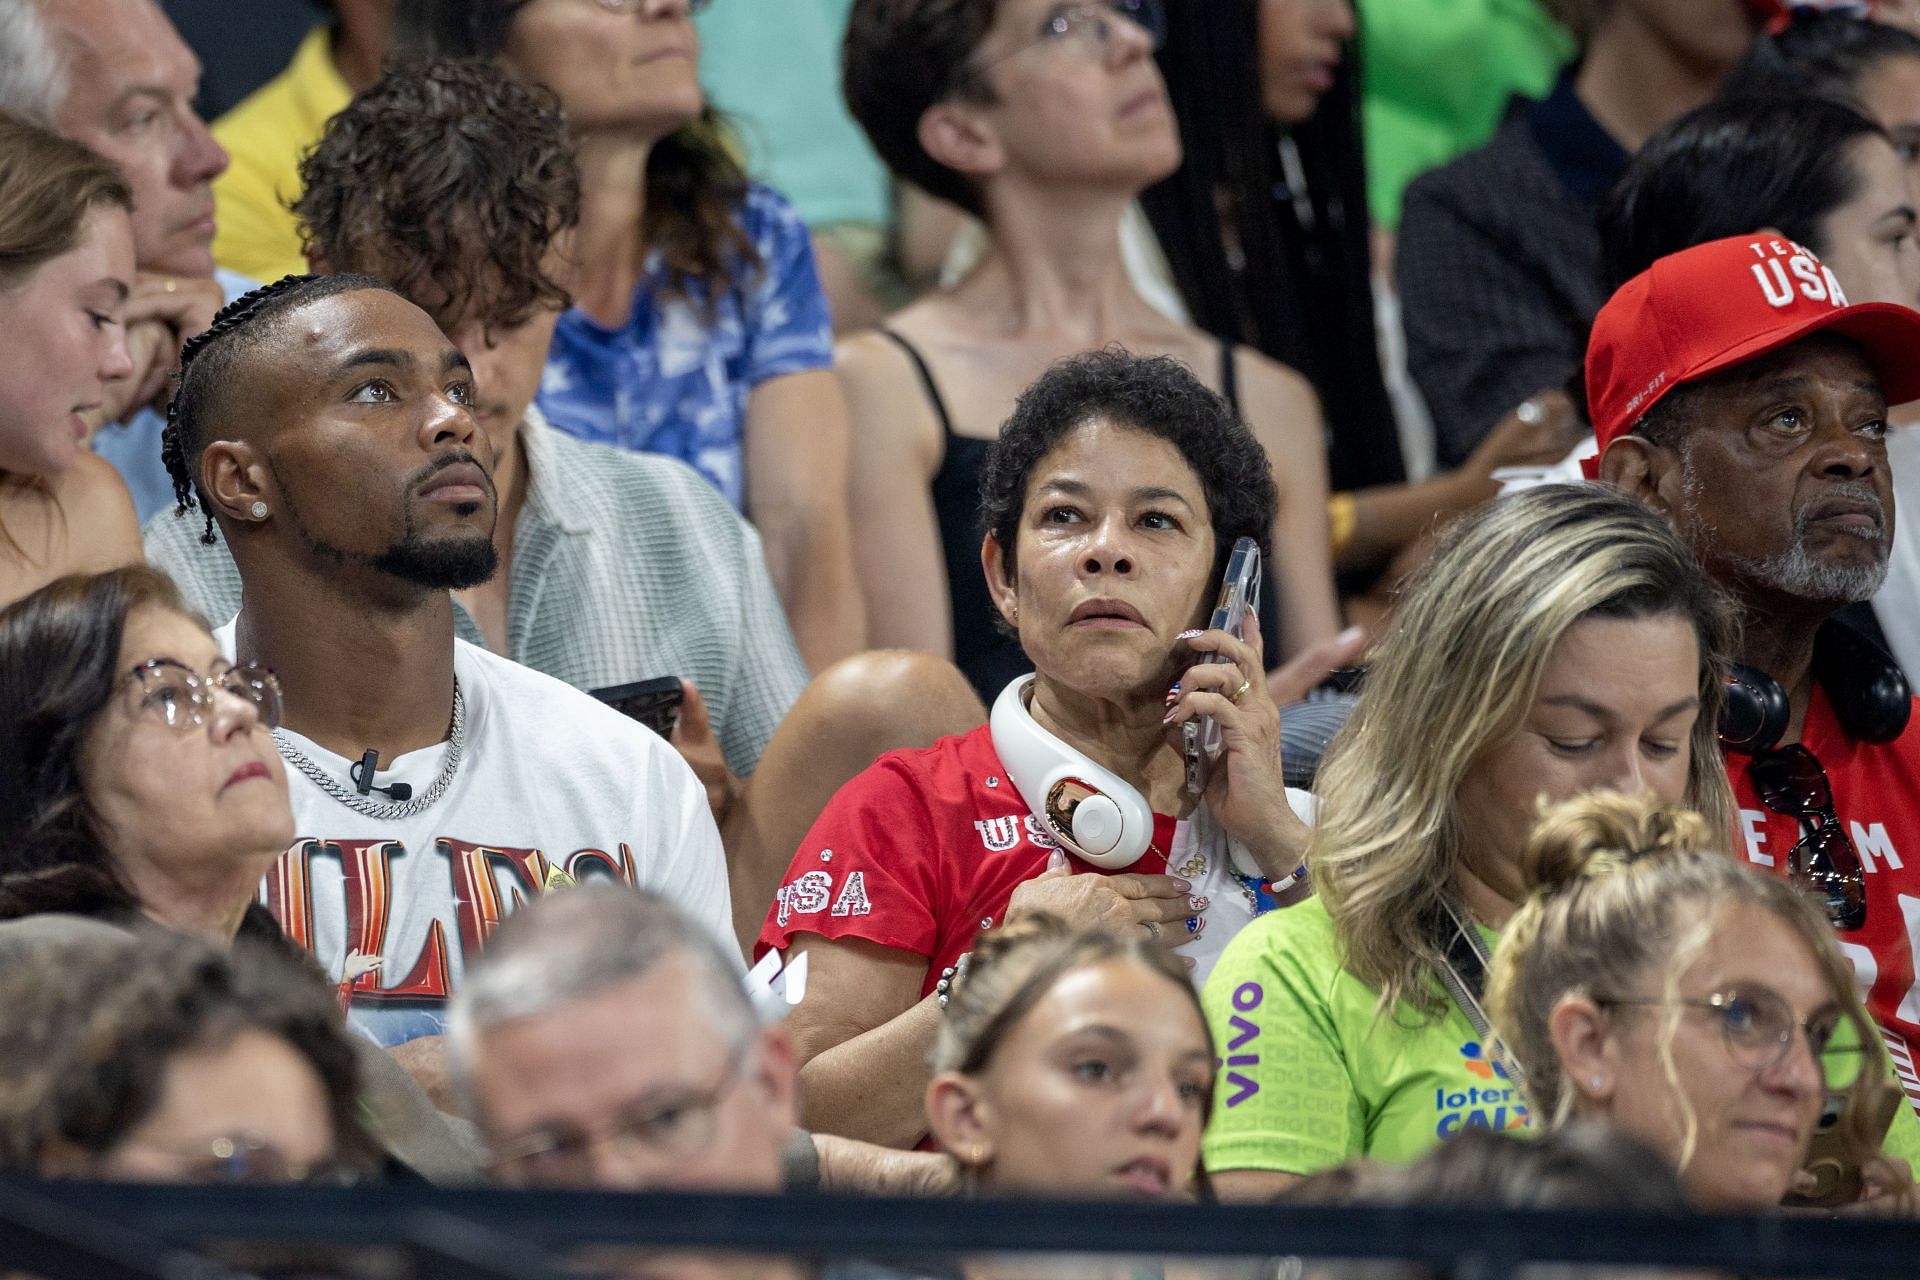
[877,329,1275,706]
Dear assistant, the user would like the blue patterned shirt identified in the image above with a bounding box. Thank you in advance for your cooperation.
[535,182,834,509]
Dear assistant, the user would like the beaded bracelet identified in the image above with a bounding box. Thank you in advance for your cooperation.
[936,952,972,1009]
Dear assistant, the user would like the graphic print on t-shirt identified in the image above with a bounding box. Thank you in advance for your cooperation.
[267,835,645,1047]
[1727,689,1920,1116]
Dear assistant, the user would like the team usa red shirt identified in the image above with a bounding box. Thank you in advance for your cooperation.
[756,725,1279,990]
[1726,686,1920,1114]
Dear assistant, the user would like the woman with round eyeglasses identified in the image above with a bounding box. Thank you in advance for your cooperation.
[0,929,377,1186]
[0,567,478,1182]
[396,0,867,672]
[0,566,290,943]
[1487,789,1918,1211]
[838,0,1343,705]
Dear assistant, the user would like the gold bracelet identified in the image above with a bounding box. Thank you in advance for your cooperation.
[1328,491,1357,559]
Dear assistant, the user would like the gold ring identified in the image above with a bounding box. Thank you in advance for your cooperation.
[163,278,177,293]
[1232,679,1252,704]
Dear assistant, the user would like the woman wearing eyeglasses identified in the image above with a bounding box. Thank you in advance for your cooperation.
[836,0,1342,705]
[0,567,477,1182]
[1488,789,1916,1211]
[0,114,143,611]
[0,930,378,1186]
[395,0,865,672]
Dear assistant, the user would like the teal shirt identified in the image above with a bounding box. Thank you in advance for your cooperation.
[696,0,891,229]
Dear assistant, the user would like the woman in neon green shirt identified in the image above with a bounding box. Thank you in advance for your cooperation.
[1201,484,1737,1194]
[1489,790,1915,1210]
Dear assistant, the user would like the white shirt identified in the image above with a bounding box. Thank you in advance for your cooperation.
[1876,426,1920,681]
[218,625,731,1047]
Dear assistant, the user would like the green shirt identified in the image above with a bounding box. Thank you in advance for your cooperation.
[1359,0,1574,230]
[1202,896,1920,1178]
[1201,896,1526,1174]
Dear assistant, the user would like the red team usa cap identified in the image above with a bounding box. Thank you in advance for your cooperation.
[1583,234,1920,480]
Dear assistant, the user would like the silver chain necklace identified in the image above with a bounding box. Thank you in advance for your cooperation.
[273,679,466,821]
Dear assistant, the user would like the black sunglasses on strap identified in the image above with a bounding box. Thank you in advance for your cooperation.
[1748,744,1867,932]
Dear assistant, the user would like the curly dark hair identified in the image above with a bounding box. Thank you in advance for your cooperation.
[393,0,759,309]
[161,272,399,544]
[979,348,1278,587]
[0,931,378,1177]
[842,0,1002,217]
[293,58,580,335]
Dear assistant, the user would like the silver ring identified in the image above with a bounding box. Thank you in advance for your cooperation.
[1141,920,1160,940]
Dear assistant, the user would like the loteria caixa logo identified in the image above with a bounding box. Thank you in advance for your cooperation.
[1434,1041,1529,1138]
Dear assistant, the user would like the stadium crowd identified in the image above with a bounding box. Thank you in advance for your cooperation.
[5,0,1920,1269]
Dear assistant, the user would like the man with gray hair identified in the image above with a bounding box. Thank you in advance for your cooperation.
[0,0,240,518]
[452,884,947,1194]
[1588,233,1920,1094]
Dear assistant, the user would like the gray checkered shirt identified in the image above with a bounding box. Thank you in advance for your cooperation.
[143,407,808,776]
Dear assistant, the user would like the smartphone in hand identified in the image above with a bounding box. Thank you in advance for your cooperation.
[1183,536,1262,797]
[589,676,684,739]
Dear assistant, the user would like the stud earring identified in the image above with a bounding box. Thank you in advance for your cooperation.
[969,1144,986,1166]
[249,501,269,519]
[1589,1075,1605,1091]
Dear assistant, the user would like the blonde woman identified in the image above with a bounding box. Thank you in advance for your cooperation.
[1200,484,1735,1195]
[1488,790,1918,1210]
[0,113,141,607]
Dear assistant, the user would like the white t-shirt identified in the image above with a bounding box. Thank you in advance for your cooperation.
[1876,426,1920,681]
[218,626,732,1047]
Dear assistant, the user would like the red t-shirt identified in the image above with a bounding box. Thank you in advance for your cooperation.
[757,725,1181,995]
[1726,686,1920,1112]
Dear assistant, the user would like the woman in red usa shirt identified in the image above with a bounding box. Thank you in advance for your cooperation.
[760,350,1325,1148]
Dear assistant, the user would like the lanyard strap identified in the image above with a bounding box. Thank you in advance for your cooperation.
[1436,901,1529,1096]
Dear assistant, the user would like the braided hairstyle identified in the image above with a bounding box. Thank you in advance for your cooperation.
[161,273,399,545]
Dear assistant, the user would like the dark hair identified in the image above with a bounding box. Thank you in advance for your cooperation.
[293,58,580,335]
[1283,1125,1689,1213]
[980,348,1277,593]
[0,932,378,1176]
[161,272,400,544]
[1600,94,1887,292]
[1138,0,1403,495]
[1723,7,1920,104]
[0,110,133,290]
[0,567,197,920]
[842,0,1001,217]
[393,0,758,306]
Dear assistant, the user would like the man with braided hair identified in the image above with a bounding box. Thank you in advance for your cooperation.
[159,271,730,1106]
[147,59,987,952]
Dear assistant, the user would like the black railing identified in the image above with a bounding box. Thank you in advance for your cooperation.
[5,1179,1920,1279]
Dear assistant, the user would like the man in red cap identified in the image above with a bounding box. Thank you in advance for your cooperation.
[1589,232,1920,1107]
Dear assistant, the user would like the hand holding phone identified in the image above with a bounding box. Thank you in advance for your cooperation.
[1183,537,1262,797]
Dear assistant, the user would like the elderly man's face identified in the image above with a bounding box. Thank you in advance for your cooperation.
[470,955,797,1192]
[1632,335,1894,608]
[47,0,228,277]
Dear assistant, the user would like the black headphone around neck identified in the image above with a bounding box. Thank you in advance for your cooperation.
[1718,617,1912,753]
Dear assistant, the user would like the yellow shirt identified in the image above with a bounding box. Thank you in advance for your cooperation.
[210,26,351,284]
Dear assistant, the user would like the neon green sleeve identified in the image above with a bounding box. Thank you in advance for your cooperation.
[1201,900,1365,1175]
[1879,1093,1920,1168]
